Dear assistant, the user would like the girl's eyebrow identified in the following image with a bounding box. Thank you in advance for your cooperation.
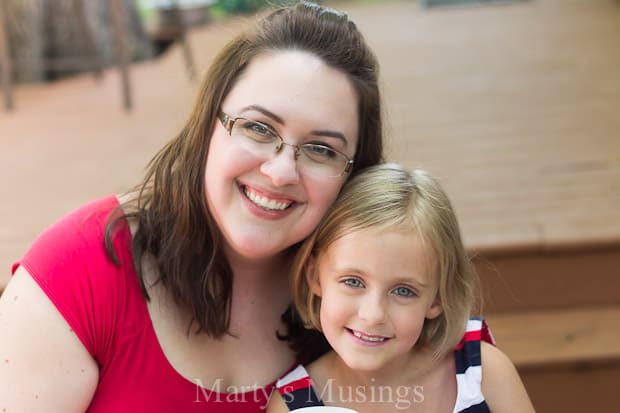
[241,104,348,146]
[396,277,429,289]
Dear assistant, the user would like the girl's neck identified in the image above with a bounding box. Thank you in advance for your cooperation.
[328,346,441,388]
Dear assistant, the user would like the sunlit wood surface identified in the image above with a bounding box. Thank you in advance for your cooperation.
[1,0,619,281]
[368,0,620,253]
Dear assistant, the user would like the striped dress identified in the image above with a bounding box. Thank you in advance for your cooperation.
[276,318,494,412]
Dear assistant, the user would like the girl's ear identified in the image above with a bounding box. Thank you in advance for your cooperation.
[425,294,443,320]
[305,256,322,297]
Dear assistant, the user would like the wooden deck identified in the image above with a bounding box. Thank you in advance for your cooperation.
[370,0,620,253]
[1,0,619,411]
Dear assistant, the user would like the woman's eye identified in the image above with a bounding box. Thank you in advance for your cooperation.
[342,278,364,288]
[240,120,276,141]
[303,144,338,160]
[393,286,415,297]
[250,123,270,135]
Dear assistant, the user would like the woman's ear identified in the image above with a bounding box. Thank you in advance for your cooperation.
[305,257,322,297]
[425,294,443,320]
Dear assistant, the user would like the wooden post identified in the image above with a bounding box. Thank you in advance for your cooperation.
[109,0,132,110]
[0,0,14,111]
[170,1,196,81]
[73,0,103,78]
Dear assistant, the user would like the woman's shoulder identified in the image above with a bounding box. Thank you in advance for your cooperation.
[12,194,142,357]
[13,194,124,285]
[17,195,121,262]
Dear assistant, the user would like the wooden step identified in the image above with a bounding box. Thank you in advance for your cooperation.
[473,244,620,312]
[486,305,620,412]
[518,361,620,413]
[486,305,620,368]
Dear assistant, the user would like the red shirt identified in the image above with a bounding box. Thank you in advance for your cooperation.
[13,196,275,412]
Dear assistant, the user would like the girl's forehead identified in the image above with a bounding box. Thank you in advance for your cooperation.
[318,226,438,287]
[324,225,433,259]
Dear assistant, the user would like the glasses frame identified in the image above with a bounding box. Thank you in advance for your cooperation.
[219,112,354,178]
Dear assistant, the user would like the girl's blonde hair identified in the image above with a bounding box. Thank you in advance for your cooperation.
[292,163,479,356]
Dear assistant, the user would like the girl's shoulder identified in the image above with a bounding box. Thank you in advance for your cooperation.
[480,342,535,412]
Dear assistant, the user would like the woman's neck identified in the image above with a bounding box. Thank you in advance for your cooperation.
[224,246,295,333]
[224,242,295,282]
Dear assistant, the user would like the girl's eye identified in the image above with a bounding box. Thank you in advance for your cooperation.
[342,278,364,288]
[393,286,415,297]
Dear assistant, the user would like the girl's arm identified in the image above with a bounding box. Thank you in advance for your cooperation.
[481,341,535,412]
[0,267,99,412]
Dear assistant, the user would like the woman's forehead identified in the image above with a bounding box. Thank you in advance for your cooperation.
[222,50,359,137]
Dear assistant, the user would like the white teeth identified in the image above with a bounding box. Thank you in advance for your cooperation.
[244,187,291,211]
[352,330,386,342]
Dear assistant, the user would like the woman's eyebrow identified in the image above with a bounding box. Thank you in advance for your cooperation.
[241,104,348,145]
[240,105,285,124]
[310,130,347,146]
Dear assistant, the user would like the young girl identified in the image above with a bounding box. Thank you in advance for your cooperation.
[268,163,534,412]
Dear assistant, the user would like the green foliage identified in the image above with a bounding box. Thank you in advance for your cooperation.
[214,0,298,14]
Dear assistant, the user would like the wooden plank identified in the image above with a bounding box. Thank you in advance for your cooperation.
[474,246,620,312]
[521,362,620,413]
[487,305,620,368]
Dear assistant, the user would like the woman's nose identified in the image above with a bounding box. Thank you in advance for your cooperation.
[259,144,301,186]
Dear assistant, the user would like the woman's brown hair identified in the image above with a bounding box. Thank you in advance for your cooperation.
[105,1,383,338]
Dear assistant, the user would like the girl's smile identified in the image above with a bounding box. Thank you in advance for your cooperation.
[346,327,393,346]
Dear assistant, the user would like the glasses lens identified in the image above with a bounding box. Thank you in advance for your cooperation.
[232,119,277,144]
[299,144,347,177]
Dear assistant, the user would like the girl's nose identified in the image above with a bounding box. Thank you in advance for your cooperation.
[358,294,387,325]
[259,144,301,186]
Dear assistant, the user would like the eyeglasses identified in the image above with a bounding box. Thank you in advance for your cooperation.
[219,112,354,178]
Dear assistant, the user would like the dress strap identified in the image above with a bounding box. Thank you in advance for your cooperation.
[276,364,324,410]
[453,317,493,413]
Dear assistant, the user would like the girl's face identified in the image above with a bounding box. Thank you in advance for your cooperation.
[205,50,359,261]
[309,227,443,374]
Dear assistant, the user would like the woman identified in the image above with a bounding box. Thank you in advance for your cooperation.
[0,2,383,412]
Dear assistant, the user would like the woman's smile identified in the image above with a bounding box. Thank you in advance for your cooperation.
[241,184,296,211]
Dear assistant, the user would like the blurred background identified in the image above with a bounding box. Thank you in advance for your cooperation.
[1,0,619,411]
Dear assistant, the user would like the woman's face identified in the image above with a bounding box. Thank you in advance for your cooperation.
[205,50,359,261]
